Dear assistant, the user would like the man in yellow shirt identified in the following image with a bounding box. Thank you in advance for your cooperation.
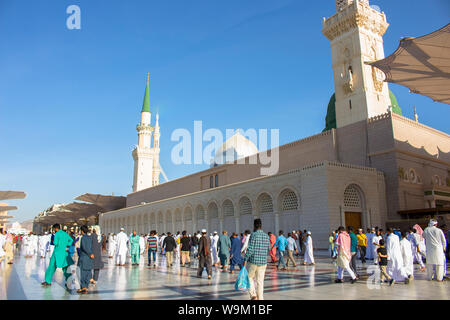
[356,229,367,264]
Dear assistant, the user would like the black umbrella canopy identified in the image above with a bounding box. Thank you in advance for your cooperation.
[368,23,450,104]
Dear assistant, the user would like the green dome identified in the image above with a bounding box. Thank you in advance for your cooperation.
[323,93,336,132]
[389,89,402,116]
[323,89,402,131]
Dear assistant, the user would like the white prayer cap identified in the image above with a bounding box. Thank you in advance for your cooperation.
[213,231,217,234]
[429,219,438,227]
[307,231,311,235]
[120,227,125,231]
[201,229,207,233]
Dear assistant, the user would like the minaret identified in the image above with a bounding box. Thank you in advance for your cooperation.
[132,74,154,192]
[322,0,391,128]
[152,113,161,186]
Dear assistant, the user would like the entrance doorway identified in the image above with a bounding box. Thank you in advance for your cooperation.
[345,212,362,230]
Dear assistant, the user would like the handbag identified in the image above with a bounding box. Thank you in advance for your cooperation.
[235,266,250,291]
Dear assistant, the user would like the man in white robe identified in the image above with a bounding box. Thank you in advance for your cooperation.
[365,228,375,260]
[108,233,116,258]
[211,231,219,266]
[23,233,33,257]
[38,233,50,259]
[399,233,414,278]
[31,233,39,256]
[139,234,146,256]
[423,219,447,282]
[303,231,315,265]
[372,231,382,265]
[115,228,129,266]
[386,228,409,283]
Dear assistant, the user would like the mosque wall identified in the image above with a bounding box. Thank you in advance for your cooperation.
[101,161,386,250]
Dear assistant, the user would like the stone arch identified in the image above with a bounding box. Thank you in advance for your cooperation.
[207,201,220,233]
[184,206,194,234]
[278,188,301,234]
[157,211,164,233]
[239,196,253,233]
[222,199,236,233]
[174,208,182,233]
[256,192,275,233]
[150,212,156,231]
[165,210,173,233]
[195,204,207,232]
[343,183,367,229]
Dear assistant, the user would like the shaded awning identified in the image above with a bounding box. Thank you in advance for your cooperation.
[0,191,26,201]
[368,23,450,104]
[75,193,126,212]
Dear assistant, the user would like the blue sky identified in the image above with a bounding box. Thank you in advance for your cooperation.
[1,0,449,223]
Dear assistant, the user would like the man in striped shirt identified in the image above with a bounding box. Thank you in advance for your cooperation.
[244,218,270,300]
[146,231,158,267]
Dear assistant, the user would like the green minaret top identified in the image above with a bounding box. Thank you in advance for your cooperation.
[141,73,150,113]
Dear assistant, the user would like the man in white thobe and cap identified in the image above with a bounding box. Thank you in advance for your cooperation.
[108,233,116,258]
[303,231,315,265]
[423,219,447,282]
[39,233,50,259]
[399,232,414,279]
[211,231,219,267]
[139,234,146,256]
[115,228,129,266]
[23,233,33,257]
[386,228,410,284]
[365,228,375,260]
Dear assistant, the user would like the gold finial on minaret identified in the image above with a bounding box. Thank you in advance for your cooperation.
[147,72,150,84]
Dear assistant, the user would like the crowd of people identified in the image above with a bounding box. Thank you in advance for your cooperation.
[329,221,448,285]
[0,217,448,300]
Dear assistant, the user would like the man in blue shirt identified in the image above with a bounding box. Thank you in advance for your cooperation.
[347,226,359,278]
[272,230,288,270]
[286,233,298,267]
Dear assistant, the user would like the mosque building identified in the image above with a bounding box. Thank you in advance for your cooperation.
[99,0,450,249]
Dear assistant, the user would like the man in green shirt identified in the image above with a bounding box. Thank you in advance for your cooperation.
[42,224,74,287]
[218,231,231,271]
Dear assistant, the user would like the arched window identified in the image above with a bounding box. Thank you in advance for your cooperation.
[344,185,362,208]
[184,207,193,221]
[257,193,273,214]
[208,202,219,219]
[239,197,252,215]
[223,200,234,217]
[196,205,205,220]
[280,189,299,211]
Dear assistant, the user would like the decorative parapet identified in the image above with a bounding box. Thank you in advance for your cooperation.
[392,113,450,139]
[326,160,377,172]
[322,0,388,41]
[280,130,332,151]
[367,111,391,123]
[136,124,153,133]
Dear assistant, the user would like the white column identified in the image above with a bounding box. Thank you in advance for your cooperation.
[235,217,240,234]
